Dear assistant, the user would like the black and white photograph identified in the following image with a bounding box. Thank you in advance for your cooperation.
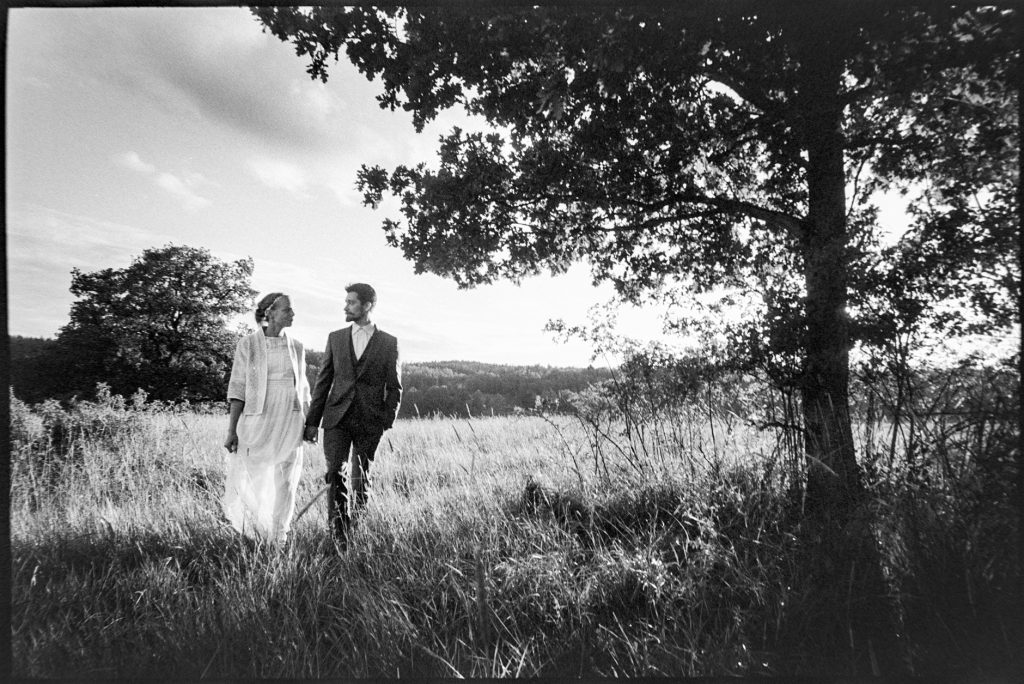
[7,2,1020,679]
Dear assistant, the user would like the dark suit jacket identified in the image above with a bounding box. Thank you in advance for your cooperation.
[306,326,402,432]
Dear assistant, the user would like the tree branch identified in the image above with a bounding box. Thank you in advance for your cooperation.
[702,67,795,125]
[489,188,805,241]
[847,154,872,220]
[592,209,728,233]
[627,193,805,241]
[845,132,922,151]
[840,84,876,105]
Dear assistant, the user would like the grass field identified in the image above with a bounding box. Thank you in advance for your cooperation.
[9,390,1021,678]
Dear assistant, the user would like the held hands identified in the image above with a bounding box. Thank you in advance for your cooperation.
[226,426,316,450]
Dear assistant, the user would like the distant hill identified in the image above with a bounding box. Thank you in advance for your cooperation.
[305,354,612,418]
[13,336,613,415]
[401,360,613,417]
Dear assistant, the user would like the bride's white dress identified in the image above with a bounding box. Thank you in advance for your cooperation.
[222,336,304,542]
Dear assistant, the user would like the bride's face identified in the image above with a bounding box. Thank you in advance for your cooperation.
[266,296,294,328]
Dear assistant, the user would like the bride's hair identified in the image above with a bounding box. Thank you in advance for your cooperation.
[255,292,287,327]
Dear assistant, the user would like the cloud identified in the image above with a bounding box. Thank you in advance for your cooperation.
[155,172,211,210]
[315,164,363,207]
[58,9,475,164]
[7,204,176,269]
[13,8,332,152]
[27,7,493,216]
[115,150,156,174]
[113,150,211,210]
[247,157,311,197]
[113,8,350,153]
[6,204,179,337]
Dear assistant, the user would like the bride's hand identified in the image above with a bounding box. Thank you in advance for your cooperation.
[224,431,238,453]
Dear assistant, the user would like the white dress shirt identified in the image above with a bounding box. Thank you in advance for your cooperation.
[352,323,376,360]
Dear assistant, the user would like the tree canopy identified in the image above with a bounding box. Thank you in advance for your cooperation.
[54,244,256,402]
[255,3,1019,507]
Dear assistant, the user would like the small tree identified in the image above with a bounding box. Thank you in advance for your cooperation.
[54,244,256,402]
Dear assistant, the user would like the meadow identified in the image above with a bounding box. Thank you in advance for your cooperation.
[9,383,1020,678]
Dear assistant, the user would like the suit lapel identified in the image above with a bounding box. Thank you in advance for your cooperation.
[336,327,354,376]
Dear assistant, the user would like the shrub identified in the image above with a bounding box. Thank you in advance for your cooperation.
[10,389,46,450]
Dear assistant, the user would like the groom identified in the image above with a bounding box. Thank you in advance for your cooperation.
[304,283,402,547]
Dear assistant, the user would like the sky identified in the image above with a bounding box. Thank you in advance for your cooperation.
[5,6,667,368]
[5,7,1015,369]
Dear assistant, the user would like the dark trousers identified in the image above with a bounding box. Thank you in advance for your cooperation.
[322,411,382,540]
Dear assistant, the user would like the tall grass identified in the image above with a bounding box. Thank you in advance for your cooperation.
[9,380,1020,678]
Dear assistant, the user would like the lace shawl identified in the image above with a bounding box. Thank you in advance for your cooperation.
[227,330,310,416]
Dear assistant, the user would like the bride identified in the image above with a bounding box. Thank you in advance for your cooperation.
[222,292,311,544]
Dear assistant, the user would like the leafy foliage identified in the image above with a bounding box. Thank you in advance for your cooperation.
[254,5,1015,304]
[10,335,62,403]
[51,244,256,402]
[254,5,1019,505]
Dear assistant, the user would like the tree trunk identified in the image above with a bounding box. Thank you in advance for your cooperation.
[1016,6,1023,602]
[794,17,860,515]
[789,13,903,674]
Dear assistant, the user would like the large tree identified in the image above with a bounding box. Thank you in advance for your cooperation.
[255,3,1018,510]
[55,244,256,402]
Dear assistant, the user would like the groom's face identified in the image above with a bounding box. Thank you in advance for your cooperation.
[344,292,367,322]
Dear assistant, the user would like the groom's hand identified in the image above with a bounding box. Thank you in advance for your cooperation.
[303,425,319,443]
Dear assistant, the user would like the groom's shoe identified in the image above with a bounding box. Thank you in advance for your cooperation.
[325,531,348,556]
[328,517,350,555]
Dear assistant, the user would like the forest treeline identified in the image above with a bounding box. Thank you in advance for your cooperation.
[14,333,1016,424]
[10,335,612,417]
[323,355,612,419]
